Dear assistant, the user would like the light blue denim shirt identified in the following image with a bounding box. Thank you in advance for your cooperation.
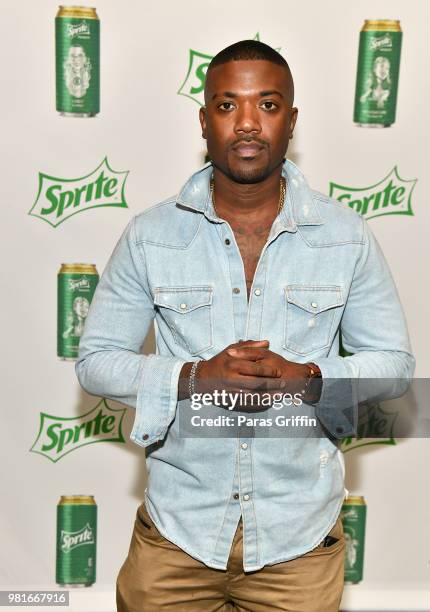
[75,159,414,571]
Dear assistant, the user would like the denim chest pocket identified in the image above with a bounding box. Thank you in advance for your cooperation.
[283,285,344,355]
[154,286,214,355]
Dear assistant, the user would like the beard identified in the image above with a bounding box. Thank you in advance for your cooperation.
[225,163,271,184]
[211,149,276,184]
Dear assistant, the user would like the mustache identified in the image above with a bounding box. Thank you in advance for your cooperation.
[230,137,269,149]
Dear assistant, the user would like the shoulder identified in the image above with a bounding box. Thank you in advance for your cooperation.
[311,189,362,223]
[307,189,365,245]
[130,196,202,248]
[134,195,178,224]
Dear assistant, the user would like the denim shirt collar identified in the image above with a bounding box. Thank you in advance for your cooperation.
[176,158,324,232]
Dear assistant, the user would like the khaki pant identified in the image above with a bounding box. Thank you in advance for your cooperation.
[116,501,345,612]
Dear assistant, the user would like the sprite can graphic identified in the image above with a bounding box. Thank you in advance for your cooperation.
[354,20,402,127]
[56,6,100,116]
[56,495,97,586]
[58,264,99,361]
[341,495,367,584]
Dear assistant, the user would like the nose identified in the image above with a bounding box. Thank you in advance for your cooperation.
[234,101,261,136]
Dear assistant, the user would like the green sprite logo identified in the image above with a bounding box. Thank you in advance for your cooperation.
[67,21,90,38]
[30,399,126,462]
[29,157,129,227]
[340,403,397,453]
[68,276,91,291]
[329,167,417,220]
[341,508,358,521]
[178,33,281,107]
[369,34,392,51]
[61,524,95,553]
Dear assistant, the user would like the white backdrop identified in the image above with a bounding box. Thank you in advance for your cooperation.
[2,0,429,610]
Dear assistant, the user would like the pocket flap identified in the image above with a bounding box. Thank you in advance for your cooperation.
[154,286,213,314]
[285,285,343,314]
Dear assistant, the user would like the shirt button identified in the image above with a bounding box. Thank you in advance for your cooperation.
[241,443,248,450]
[254,288,261,296]
[180,303,187,310]
[233,493,239,500]
[311,302,318,309]
[142,434,149,440]
[243,494,250,501]
[225,238,230,245]
[233,287,240,294]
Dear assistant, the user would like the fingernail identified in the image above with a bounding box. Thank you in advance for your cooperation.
[228,349,238,355]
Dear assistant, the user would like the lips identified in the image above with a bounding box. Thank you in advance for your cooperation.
[233,142,264,156]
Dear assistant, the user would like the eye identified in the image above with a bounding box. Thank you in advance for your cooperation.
[218,102,235,111]
[260,101,278,111]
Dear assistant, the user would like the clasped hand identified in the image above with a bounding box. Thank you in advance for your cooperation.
[195,339,309,412]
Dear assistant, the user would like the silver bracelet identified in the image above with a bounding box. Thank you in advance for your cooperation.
[188,359,203,398]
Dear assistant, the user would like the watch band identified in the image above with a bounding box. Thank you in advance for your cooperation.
[304,362,322,404]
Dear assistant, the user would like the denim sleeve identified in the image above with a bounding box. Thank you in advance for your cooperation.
[312,217,415,438]
[75,216,187,448]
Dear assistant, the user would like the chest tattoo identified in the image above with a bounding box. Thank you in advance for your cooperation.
[231,220,273,301]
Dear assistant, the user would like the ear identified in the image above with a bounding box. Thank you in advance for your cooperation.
[289,107,298,139]
[199,106,207,140]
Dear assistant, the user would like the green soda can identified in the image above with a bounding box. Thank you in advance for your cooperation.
[341,495,367,584]
[57,263,99,361]
[354,20,402,127]
[56,495,97,587]
[56,6,100,117]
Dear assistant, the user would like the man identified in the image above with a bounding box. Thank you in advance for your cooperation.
[75,40,414,611]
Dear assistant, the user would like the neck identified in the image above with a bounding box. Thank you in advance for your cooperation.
[211,165,283,219]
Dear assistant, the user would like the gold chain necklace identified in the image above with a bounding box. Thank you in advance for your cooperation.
[210,176,286,217]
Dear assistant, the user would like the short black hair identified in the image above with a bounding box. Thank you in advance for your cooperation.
[205,39,294,104]
[208,39,288,70]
